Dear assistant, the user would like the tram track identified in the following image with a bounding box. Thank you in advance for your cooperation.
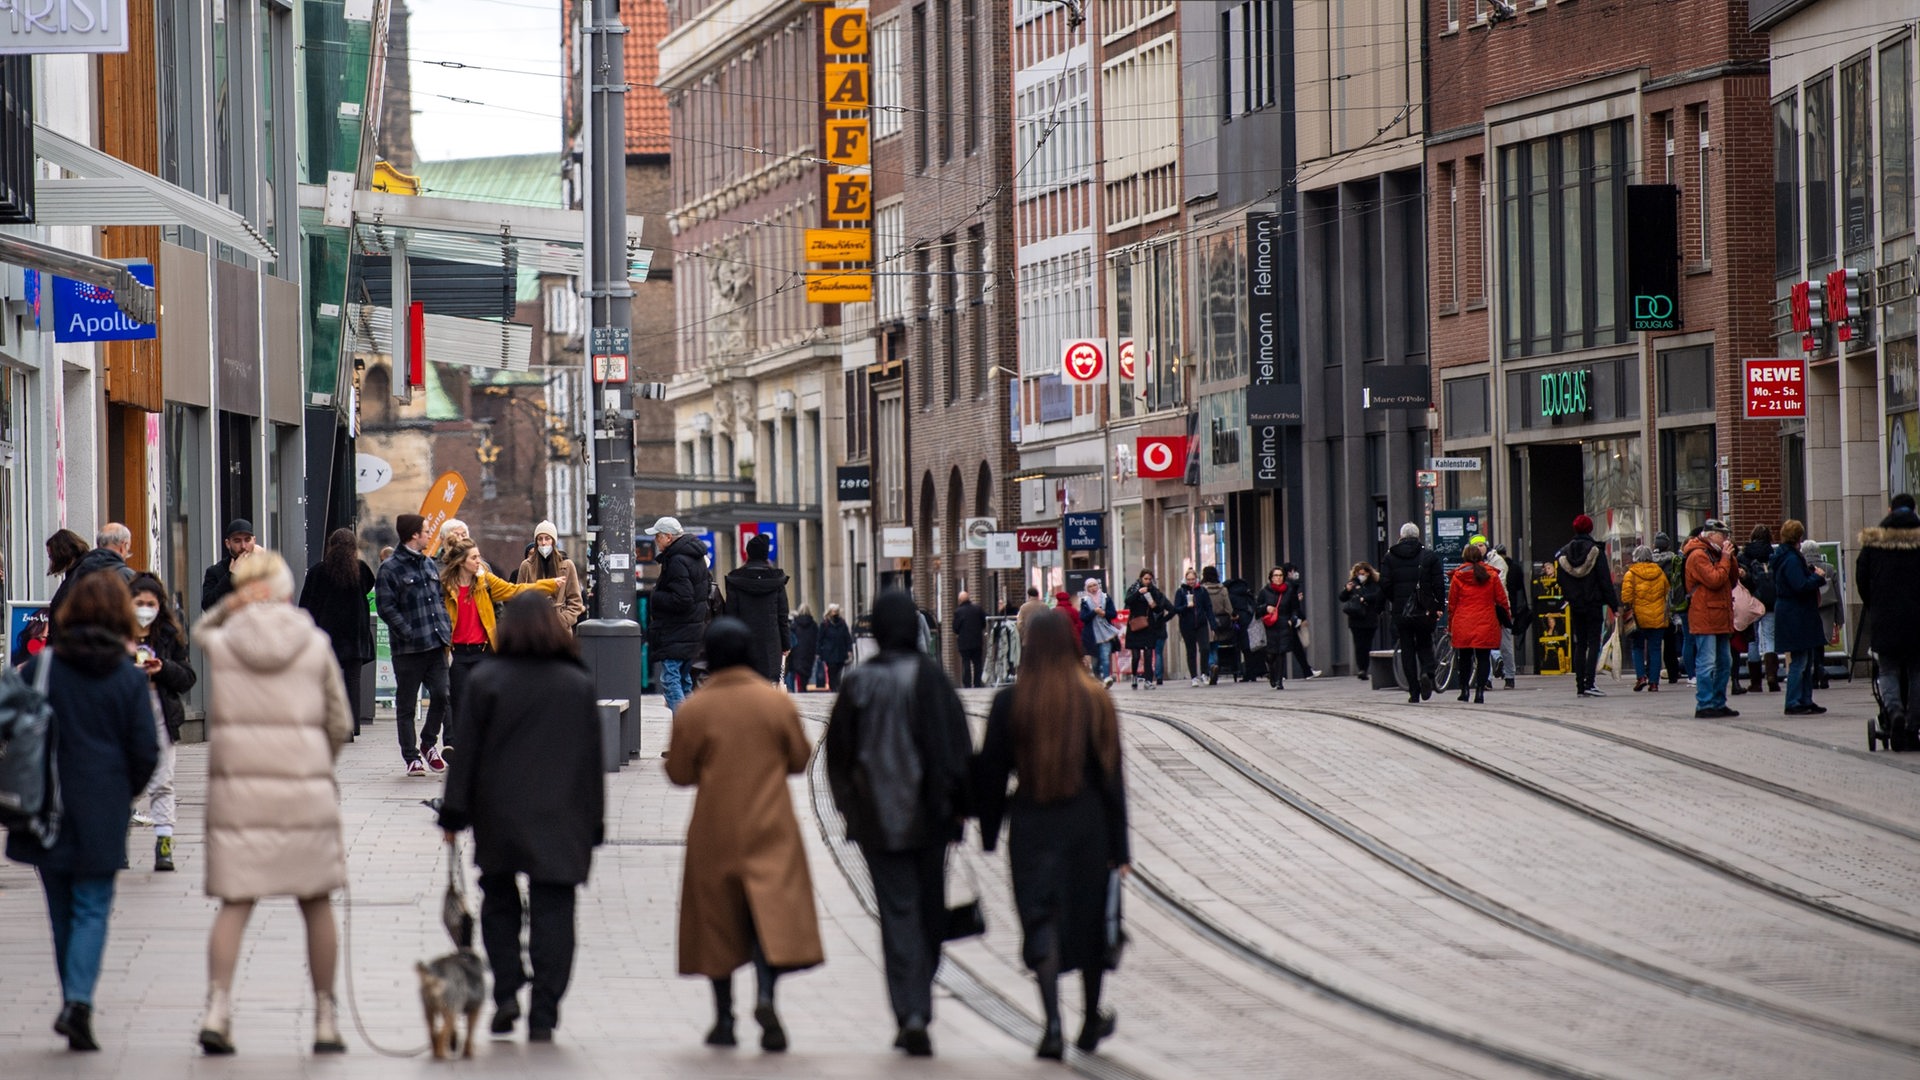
[1121,704,1920,1060]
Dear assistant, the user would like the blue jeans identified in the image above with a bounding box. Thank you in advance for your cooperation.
[1693,633,1732,710]
[1630,628,1666,684]
[660,659,695,712]
[1783,650,1814,709]
[1089,641,1112,679]
[39,870,116,1006]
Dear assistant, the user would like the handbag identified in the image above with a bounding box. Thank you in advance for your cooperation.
[1341,596,1369,618]
[942,843,987,942]
[1261,608,1280,627]
[1103,869,1129,970]
[1128,614,1150,632]
[1245,618,1267,651]
[1597,627,1623,680]
[1731,581,1765,632]
[1295,621,1311,649]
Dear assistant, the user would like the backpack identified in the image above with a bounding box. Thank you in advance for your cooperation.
[1665,558,1690,613]
[706,580,725,621]
[0,654,61,847]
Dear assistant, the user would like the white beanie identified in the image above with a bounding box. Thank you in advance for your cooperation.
[534,520,559,542]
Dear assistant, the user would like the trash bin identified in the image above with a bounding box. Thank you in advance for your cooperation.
[578,619,644,759]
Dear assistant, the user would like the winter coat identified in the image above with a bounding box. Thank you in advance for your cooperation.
[1741,540,1778,611]
[1173,582,1214,637]
[375,543,452,655]
[513,549,587,630]
[952,600,987,652]
[1857,510,1920,660]
[1683,536,1736,636]
[1255,585,1298,654]
[50,547,139,627]
[1338,577,1384,630]
[650,534,715,662]
[140,619,196,743]
[1200,581,1236,642]
[1016,597,1052,642]
[1079,591,1117,654]
[200,555,237,613]
[1446,563,1510,649]
[442,572,561,649]
[723,561,791,681]
[667,667,823,976]
[1769,544,1828,655]
[825,644,973,852]
[298,561,376,665]
[1380,538,1445,623]
[817,615,853,666]
[1619,561,1672,631]
[197,600,353,902]
[1053,593,1085,651]
[975,684,1130,974]
[1555,534,1618,613]
[437,655,603,885]
[1122,583,1170,650]
[5,633,159,875]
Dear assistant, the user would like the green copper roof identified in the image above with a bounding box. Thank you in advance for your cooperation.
[410,154,568,305]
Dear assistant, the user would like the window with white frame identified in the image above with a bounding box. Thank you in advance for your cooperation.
[872,17,903,140]
[1016,55,1093,200]
[1101,34,1180,226]
[875,201,908,323]
[1017,240,1097,422]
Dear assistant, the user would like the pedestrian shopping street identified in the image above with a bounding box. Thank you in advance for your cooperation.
[2,675,1916,1079]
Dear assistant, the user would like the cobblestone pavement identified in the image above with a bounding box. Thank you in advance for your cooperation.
[1,670,1913,1078]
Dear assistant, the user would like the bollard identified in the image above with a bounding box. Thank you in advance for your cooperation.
[577,619,644,758]
[1369,649,1401,690]
[597,701,623,773]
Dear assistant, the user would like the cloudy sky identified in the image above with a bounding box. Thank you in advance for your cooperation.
[403,0,564,163]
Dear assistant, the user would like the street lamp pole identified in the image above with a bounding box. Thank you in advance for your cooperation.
[585,0,636,621]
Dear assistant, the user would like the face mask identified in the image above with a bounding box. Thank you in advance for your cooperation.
[1357,573,1369,582]
[538,543,554,558]
[134,606,159,628]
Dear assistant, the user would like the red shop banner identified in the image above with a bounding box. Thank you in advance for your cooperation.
[1743,358,1806,420]
[1016,528,1058,552]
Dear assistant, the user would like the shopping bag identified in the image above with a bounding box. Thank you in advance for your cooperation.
[1597,627,1622,680]
[1732,581,1765,632]
[1245,619,1267,652]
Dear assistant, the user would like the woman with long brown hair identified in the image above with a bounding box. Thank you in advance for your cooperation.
[438,538,560,757]
[975,610,1131,1060]
[298,528,375,735]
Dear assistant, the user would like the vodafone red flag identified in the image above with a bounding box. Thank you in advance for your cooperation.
[1136,436,1188,479]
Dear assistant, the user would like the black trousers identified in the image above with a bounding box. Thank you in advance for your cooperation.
[337,659,365,736]
[479,873,578,1028]
[1458,648,1491,695]
[1181,629,1205,678]
[957,648,984,689]
[1569,608,1605,691]
[1287,632,1313,678]
[392,649,449,762]
[824,662,845,691]
[1394,619,1436,696]
[862,845,947,1027]
[1349,626,1375,679]
[448,645,488,748]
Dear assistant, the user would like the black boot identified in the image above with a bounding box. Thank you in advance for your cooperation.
[1747,660,1763,693]
[1764,654,1781,691]
[61,1002,98,1052]
[705,979,736,1047]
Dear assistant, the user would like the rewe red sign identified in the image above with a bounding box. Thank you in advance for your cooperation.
[1016,528,1058,552]
[1743,358,1805,419]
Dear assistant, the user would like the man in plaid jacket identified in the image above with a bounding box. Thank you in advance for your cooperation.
[376,513,454,776]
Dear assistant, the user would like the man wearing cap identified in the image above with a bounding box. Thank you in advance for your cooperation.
[376,513,455,775]
[515,520,586,630]
[645,516,714,711]
[200,519,256,612]
[1555,514,1619,698]
[1683,519,1740,718]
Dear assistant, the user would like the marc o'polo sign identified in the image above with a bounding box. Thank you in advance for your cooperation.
[51,264,156,342]
[0,0,131,54]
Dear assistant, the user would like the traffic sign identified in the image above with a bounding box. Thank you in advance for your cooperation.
[1060,338,1106,384]
[1428,456,1482,471]
[1416,470,1440,489]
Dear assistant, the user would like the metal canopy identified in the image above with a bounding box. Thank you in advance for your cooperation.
[0,232,155,322]
[346,188,644,255]
[32,125,277,261]
[357,254,516,319]
[632,473,757,495]
[673,502,825,527]
[344,302,531,372]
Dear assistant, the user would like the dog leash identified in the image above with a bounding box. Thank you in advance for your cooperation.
[338,836,455,1058]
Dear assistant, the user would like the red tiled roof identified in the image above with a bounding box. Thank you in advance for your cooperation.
[562,0,671,157]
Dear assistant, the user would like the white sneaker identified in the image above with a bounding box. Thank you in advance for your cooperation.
[1191,676,1203,687]
[131,811,154,826]
[1308,669,1323,679]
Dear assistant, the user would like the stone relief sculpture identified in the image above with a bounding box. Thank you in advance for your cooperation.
[706,240,756,363]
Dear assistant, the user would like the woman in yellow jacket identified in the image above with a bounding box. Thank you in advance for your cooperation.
[441,538,561,749]
[1618,544,1672,693]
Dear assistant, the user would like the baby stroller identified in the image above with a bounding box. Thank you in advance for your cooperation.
[1868,653,1920,752]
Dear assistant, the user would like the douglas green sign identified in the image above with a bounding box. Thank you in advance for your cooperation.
[1540,368,1591,419]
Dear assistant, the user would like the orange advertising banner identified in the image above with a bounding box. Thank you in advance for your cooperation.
[806,271,874,304]
[824,63,870,108]
[822,8,868,54]
[825,174,872,221]
[417,471,469,555]
[825,117,870,166]
[805,228,873,262]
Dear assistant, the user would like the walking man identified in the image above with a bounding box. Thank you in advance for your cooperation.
[1015,587,1049,645]
[952,590,985,688]
[1556,514,1619,698]
[1684,519,1739,718]
[645,516,713,712]
[1379,523,1445,703]
[724,533,791,683]
[375,513,453,776]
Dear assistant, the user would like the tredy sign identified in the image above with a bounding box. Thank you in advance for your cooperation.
[0,1,131,54]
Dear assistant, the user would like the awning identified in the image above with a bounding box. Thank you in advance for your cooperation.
[673,502,825,528]
[0,232,155,322]
[344,303,531,372]
[29,125,277,262]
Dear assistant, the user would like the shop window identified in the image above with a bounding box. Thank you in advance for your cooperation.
[1497,120,1629,359]
[1661,426,1715,538]
[1840,57,1873,253]
[1443,376,1490,438]
[1657,345,1714,415]
[1882,39,1914,239]
[1446,456,1491,513]
[1806,76,1835,266]
[1774,93,1799,275]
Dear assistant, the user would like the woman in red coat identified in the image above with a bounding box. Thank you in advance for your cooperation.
[1053,591,1085,656]
[1446,544,1510,705]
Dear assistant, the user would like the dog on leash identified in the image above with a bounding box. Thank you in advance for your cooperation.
[417,951,487,1060]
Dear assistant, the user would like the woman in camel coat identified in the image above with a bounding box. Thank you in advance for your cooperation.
[195,549,354,1056]
[666,617,823,1052]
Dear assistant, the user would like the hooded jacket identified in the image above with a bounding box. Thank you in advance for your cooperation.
[1652,547,1687,613]
[1768,543,1827,654]
[1446,562,1509,650]
[1740,539,1778,611]
[1619,560,1672,631]
[1857,508,1920,660]
[825,592,972,852]
[197,600,353,902]
[649,533,714,661]
[1380,537,1445,622]
[724,560,791,680]
[1683,535,1736,635]
[1555,534,1618,612]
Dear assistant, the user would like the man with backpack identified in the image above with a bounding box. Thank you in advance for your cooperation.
[1555,514,1620,698]
[1380,523,1446,703]
[1199,566,1235,684]
[646,517,716,712]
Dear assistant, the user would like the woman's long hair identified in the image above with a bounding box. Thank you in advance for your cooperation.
[1349,561,1377,581]
[494,592,579,660]
[1463,544,1490,584]
[54,572,137,674]
[321,527,364,586]
[439,538,479,592]
[128,573,183,644]
[1009,610,1119,803]
[45,529,88,576]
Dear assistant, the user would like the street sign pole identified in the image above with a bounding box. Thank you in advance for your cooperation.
[585,0,636,622]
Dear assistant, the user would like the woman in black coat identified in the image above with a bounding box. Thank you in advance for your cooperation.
[7,572,159,1052]
[130,575,195,872]
[816,604,853,690]
[1254,568,1298,691]
[297,528,376,734]
[1121,570,1169,689]
[788,604,820,692]
[438,594,605,1042]
[1337,562,1385,682]
[975,611,1130,1061]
